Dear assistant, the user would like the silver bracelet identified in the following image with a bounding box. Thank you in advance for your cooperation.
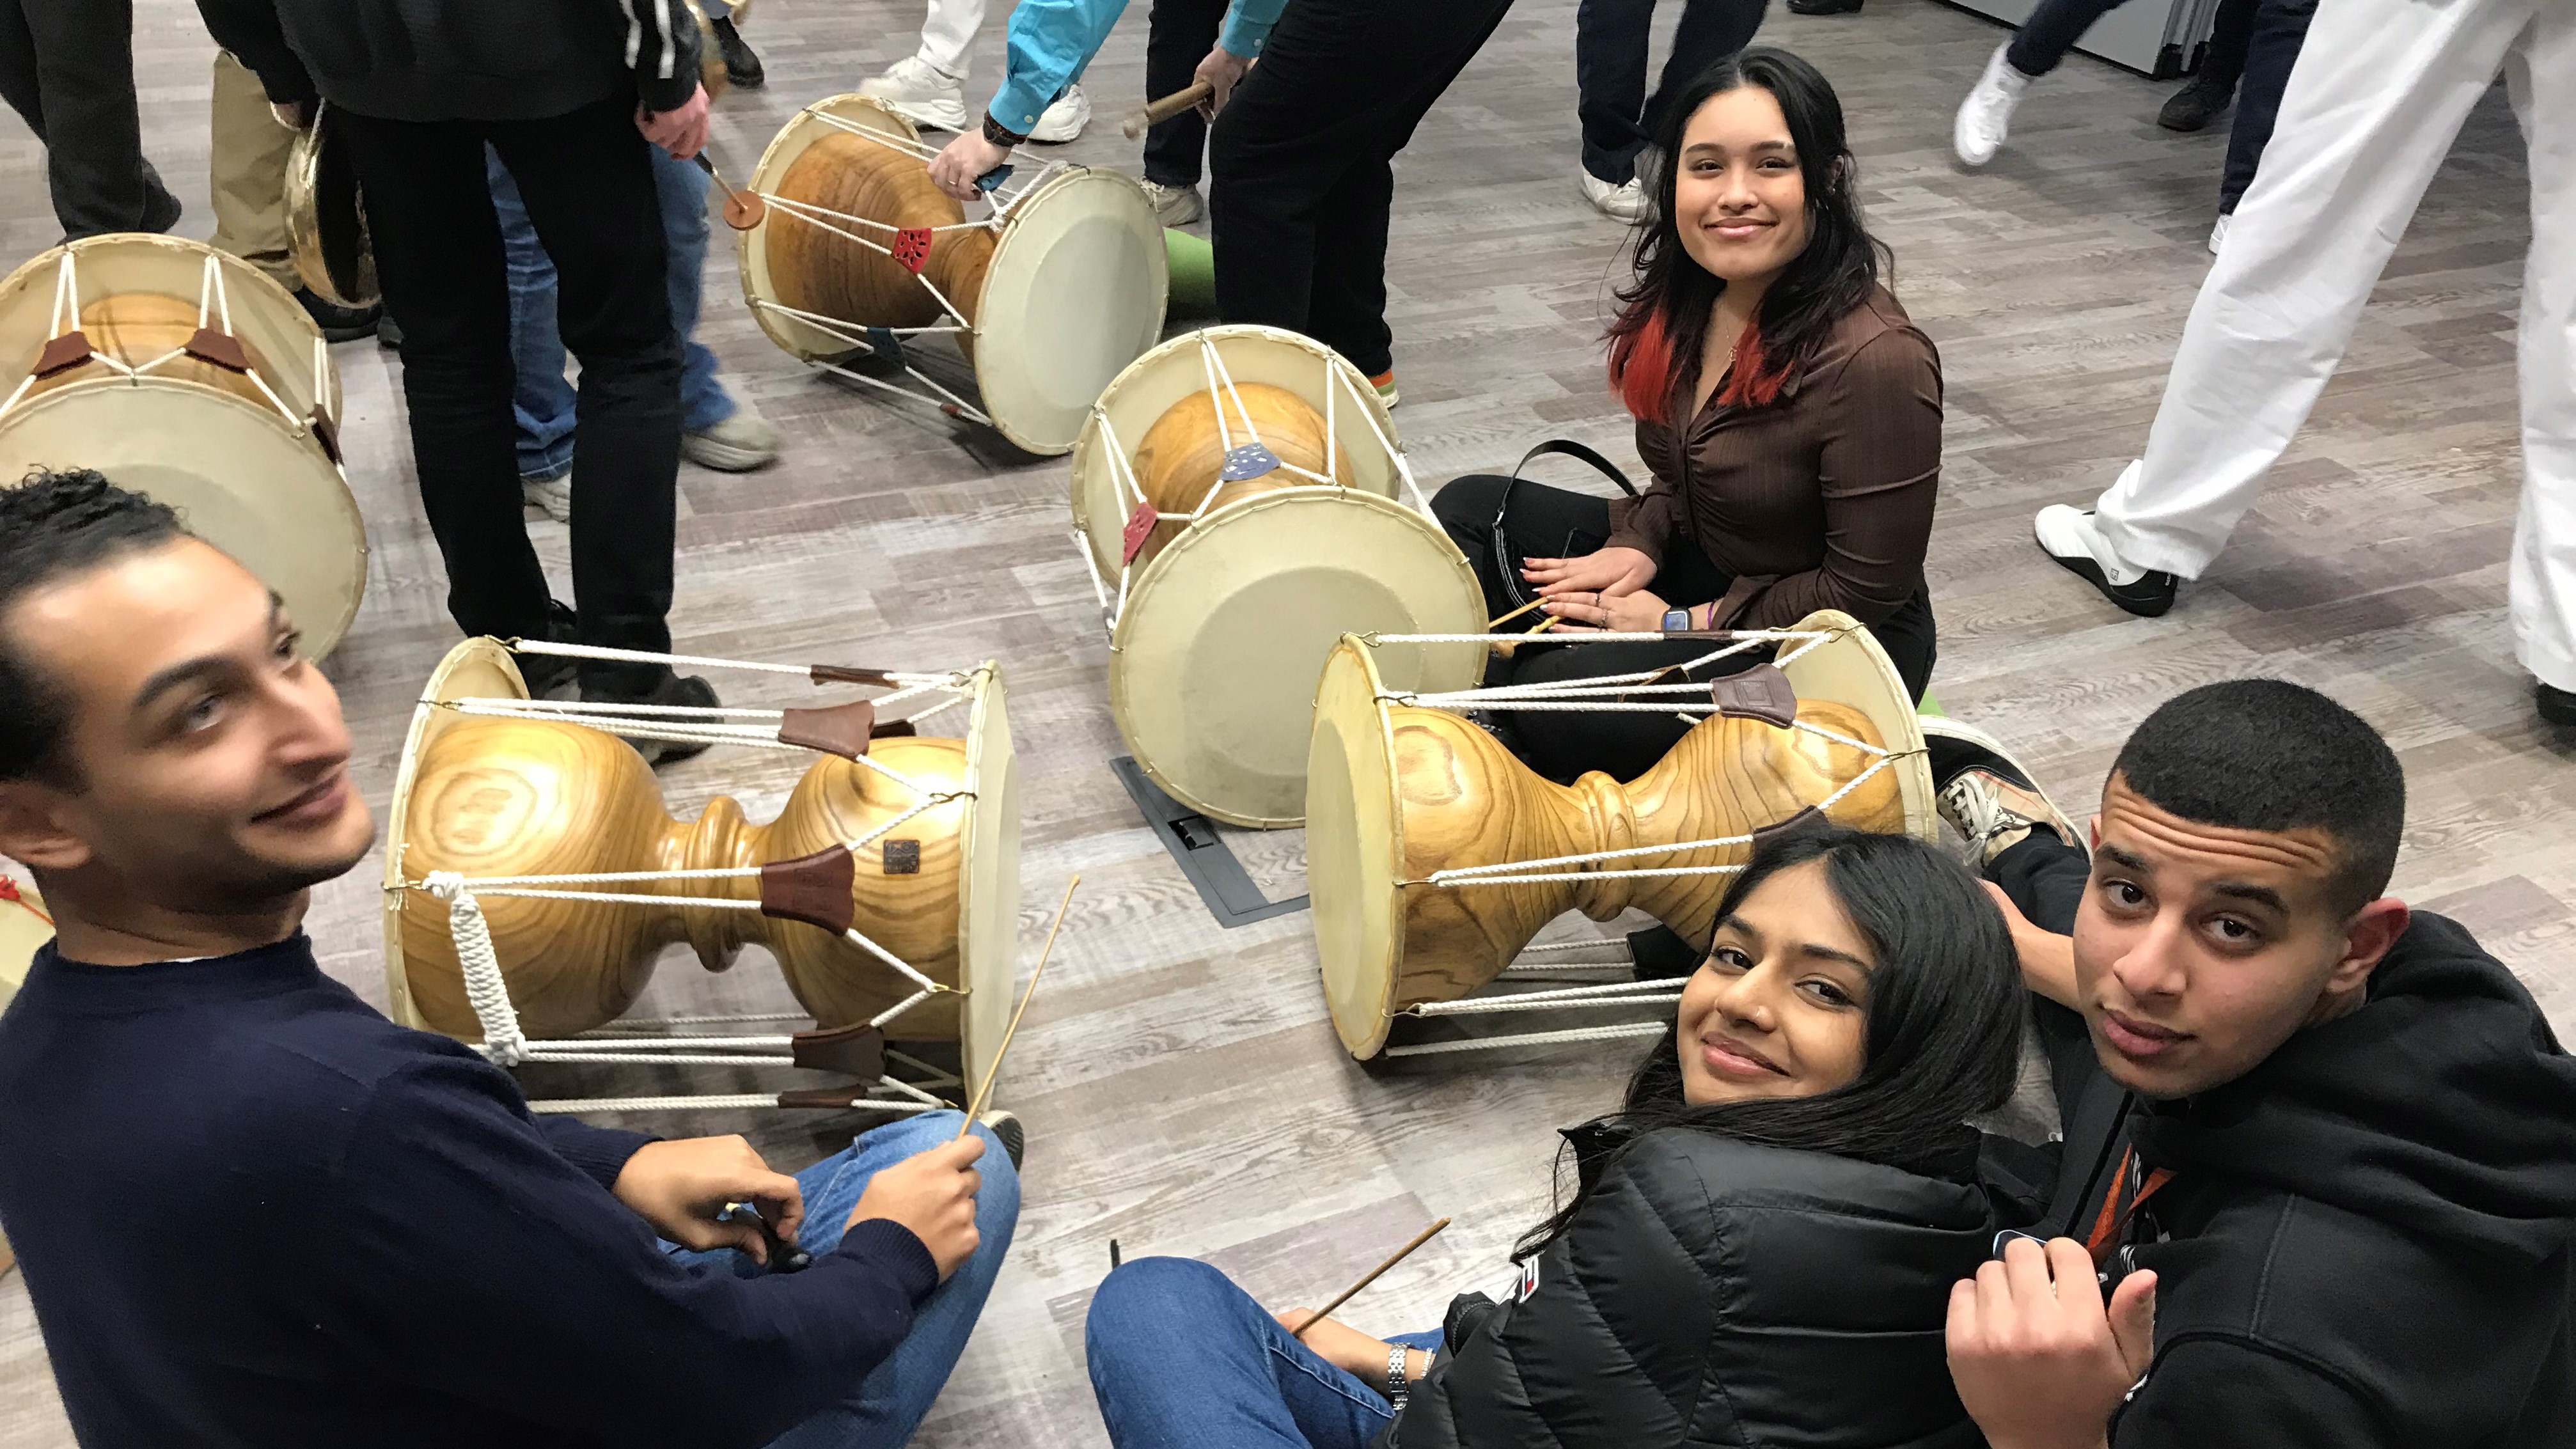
[1386,1344,1412,1413]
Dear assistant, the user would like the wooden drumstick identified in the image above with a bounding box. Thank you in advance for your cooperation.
[955,874,1080,1138]
[1120,81,1214,139]
[1487,597,1548,630]
[1287,1218,1452,1339]
[692,151,767,230]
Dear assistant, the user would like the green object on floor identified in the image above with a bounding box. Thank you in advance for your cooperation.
[1166,228,1216,317]
[1917,687,1945,718]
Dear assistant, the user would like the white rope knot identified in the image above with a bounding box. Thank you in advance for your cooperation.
[423,870,529,1067]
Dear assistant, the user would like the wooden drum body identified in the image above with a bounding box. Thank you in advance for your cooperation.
[382,639,1023,1092]
[741,94,1165,454]
[1306,612,1938,1058]
[1071,327,1486,827]
[0,235,366,656]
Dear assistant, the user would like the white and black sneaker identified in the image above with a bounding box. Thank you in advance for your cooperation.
[1921,717,2082,865]
[978,1109,1025,1170]
[2034,503,2179,618]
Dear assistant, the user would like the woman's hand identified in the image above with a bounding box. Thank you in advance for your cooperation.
[929,129,1012,201]
[1521,545,1656,600]
[1273,1310,1431,1395]
[1543,588,1674,633]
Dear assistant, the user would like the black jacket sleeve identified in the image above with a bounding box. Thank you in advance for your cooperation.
[196,0,319,107]
[621,0,705,114]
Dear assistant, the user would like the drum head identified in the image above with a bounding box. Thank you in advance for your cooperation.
[1110,489,1484,828]
[0,234,341,429]
[381,638,530,1031]
[974,168,1166,455]
[741,94,925,363]
[953,662,1022,1102]
[1775,609,1938,842]
[0,381,367,658]
[1306,636,1404,1058]
[1069,324,1403,585]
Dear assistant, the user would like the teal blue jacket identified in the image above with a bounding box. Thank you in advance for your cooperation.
[989,0,1285,136]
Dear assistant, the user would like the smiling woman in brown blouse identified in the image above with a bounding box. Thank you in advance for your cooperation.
[1431,47,1939,789]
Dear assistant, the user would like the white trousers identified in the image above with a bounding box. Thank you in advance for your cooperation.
[2091,0,2576,687]
[912,0,988,81]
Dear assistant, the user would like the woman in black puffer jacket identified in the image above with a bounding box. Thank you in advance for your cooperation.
[1086,824,2025,1449]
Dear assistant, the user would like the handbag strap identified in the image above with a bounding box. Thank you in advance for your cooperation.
[1507,437,1641,497]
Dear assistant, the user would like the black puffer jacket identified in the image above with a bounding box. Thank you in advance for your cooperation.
[1382,1127,1995,1449]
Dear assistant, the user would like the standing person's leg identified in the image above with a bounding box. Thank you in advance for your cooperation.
[2159,0,2258,131]
[2062,0,2534,587]
[2005,0,2135,77]
[2213,0,2319,220]
[1575,0,1656,189]
[1646,0,1768,128]
[656,145,778,471]
[13,0,172,238]
[485,150,582,501]
[1141,0,1229,196]
[1956,0,2130,166]
[1087,1257,1439,1449]
[860,0,984,130]
[207,54,297,291]
[334,111,554,645]
[915,0,984,84]
[489,98,685,699]
[2504,6,2576,716]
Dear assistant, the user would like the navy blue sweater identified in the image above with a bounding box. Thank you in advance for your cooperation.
[0,934,939,1448]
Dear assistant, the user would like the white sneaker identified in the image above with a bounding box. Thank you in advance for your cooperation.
[1141,179,1203,226]
[2207,212,2231,256]
[1030,83,1090,144]
[1579,171,1649,223]
[522,472,572,523]
[682,406,780,472]
[860,56,971,132]
[1954,43,2034,167]
[2033,503,2146,586]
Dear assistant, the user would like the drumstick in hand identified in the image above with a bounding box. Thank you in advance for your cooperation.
[1120,81,1214,138]
[691,152,767,229]
[955,875,1080,1138]
[1287,1218,1452,1339]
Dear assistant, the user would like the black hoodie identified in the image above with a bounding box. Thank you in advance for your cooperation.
[2068,913,2576,1445]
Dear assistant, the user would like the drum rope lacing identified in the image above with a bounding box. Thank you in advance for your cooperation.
[744,105,1069,429]
[0,248,336,464]
[393,647,997,1115]
[1355,625,1923,1057]
[1072,331,1436,632]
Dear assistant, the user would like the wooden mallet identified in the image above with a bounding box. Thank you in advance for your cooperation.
[1287,1218,1453,1339]
[692,151,767,230]
[1120,81,1214,139]
[954,875,1080,1138]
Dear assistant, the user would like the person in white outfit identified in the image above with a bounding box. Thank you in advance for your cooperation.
[860,0,1092,141]
[2028,0,2576,726]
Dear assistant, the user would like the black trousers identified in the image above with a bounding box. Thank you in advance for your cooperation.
[2217,0,2316,214]
[1141,0,1230,188]
[1431,473,1936,785]
[336,94,682,693]
[1574,0,1767,185]
[0,0,175,238]
[1207,0,1516,379]
[2198,0,2258,91]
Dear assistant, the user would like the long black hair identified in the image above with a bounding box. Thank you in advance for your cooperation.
[1605,47,1892,423]
[1515,824,2022,1260]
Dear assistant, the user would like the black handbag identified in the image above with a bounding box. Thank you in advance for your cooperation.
[1488,439,1642,613]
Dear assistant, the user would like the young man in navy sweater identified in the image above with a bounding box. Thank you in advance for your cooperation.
[0,469,1019,1449]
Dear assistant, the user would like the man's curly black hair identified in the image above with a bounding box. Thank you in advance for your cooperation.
[0,469,187,785]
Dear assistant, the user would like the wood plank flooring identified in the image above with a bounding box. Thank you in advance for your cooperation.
[0,0,2549,1443]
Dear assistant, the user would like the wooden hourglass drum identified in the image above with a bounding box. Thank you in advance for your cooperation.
[1304,611,1938,1058]
[381,639,1020,1095]
[1068,325,1487,828]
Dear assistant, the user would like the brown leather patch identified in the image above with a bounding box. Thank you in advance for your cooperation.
[809,664,899,687]
[1709,664,1798,728]
[308,407,343,465]
[759,846,856,934]
[790,1022,887,1078]
[183,328,252,373]
[882,840,920,875]
[872,719,917,740]
[780,701,877,759]
[33,332,93,377]
[1750,805,1828,848]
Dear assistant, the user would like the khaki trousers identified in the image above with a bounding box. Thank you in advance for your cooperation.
[208,51,297,289]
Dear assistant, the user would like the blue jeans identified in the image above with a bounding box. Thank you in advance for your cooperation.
[490,143,734,482]
[663,1110,1020,1449]
[1085,1257,1442,1449]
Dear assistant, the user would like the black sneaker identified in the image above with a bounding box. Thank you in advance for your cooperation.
[583,670,723,767]
[1920,717,2082,865]
[2033,505,2179,618]
[294,286,381,343]
[2156,72,2235,132]
[377,315,403,352]
[510,600,582,698]
[2540,682,2576,728]
[978,1109,1026,1170]
[711,17,765,88]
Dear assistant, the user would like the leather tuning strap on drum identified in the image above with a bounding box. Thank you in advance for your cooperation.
[789,1022,888,1079]
[758,846,858,934]
[809,663,902,687]
[1709,664,1799,728]
[778,701,879,759]
[33,332,93,378]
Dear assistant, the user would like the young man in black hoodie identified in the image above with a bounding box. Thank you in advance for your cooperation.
[0,469,1019,1448]
[192,0,721,728]
[1929,682,2576,1446]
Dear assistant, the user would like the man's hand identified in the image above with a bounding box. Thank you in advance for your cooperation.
[638,84,712,160]
[1947,1237,2157,1449]
[271,100,309,130]
[1979,880,2081,1008]
[611,1135,803,1263]
[848,1135,984,1280]
[1521,544,1658,600]
[928,129,1012,201]
[1193,45,1254,118]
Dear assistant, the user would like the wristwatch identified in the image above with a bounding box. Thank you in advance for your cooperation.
[1660,607,1692,633]
[1386,1344,1414,1412]
[982,112,1029,148]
